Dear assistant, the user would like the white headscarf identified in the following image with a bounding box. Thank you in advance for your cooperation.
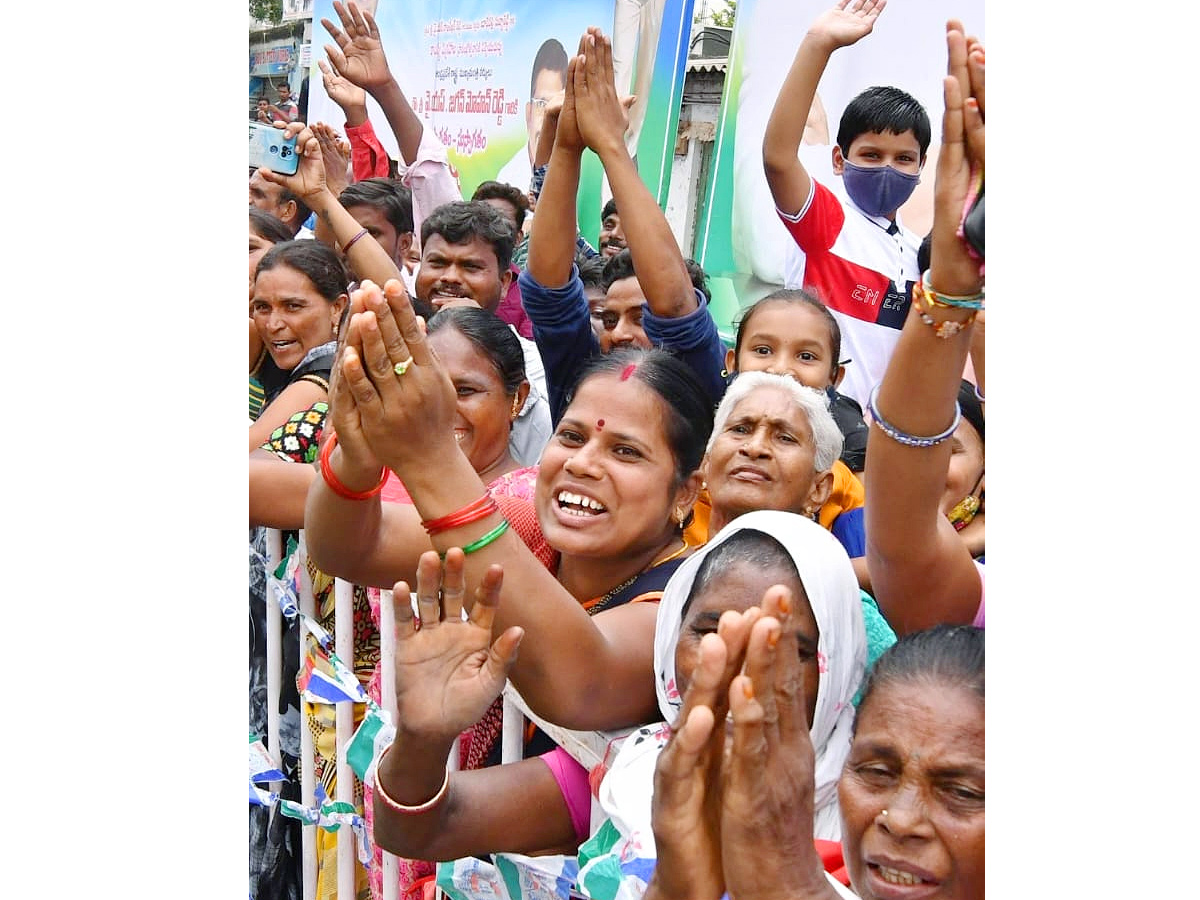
[591,510,866,856]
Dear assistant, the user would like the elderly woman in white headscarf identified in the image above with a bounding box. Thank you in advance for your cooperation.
[562,510,866,897]
[417,509,867,899]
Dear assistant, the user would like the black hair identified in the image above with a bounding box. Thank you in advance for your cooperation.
[564,348,714,486]
[278,185,313,234]
[578,255,607,290]
[917,232,933,274]
[836,86,932,161]
[599,250,711,305]
[958,380,984,445]
[601,198,619,222]
[255,239,350,302]
[471,180,531,233]
[530,39,569,95]
[250,207,295,246]
[855,625,984,733]
[426,306,527,396]
[685,258,711,305]
[420,201,514,273]
[733,289,843,377]
[682,528,802,622]
[339,178,414,235]
[599,248,637,293]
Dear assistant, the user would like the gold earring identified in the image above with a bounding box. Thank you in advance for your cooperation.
[511,397,521,419]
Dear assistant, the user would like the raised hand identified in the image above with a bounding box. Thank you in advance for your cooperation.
[325,311,388,490]
[719,586,838,900]
[257,121,328,203]
[337,278,459,475]
[808,0,888,51]
[322,0,393,92]
[929,21,986,296]
[390,550,524,743]
[319,57,368,114]
[312,122,352,198]
[573,29,631,157]
[552,39,586,155]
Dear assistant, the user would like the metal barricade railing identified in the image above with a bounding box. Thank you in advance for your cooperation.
[256,528,625,900]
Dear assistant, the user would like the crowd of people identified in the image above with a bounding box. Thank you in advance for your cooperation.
[249,1,985,899]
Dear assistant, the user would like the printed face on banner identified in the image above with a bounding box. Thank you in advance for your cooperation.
[525,65,566,167]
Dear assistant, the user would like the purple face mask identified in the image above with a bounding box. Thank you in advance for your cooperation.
[841,160,920,219]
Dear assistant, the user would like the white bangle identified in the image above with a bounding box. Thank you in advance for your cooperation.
[373,742,450,815]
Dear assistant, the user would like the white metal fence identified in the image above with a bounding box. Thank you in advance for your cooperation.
[252,528,614,900]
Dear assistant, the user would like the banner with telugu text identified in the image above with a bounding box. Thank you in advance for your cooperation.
[305,0,696,246]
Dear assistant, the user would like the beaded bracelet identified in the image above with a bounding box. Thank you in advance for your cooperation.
[867,384,961,448]
[421,493,497,535]
[912,289,977,340]
[319,431,388,500]
[917,270,985,310]
[342,228,370,254]
[374,744,450,815]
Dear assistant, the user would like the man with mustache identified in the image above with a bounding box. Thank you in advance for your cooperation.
[413,199,553,465]
[597,198,626,258]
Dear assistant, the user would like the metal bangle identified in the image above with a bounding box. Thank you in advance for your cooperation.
[868,384,961,448]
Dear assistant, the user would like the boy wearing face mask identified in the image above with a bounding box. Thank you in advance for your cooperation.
[763,0,930,409]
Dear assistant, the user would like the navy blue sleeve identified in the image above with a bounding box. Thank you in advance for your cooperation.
[830,507,866,559]
[642,289,728,409]
[518,265,600,423]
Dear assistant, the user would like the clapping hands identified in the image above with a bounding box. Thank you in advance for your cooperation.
[647,586,833,900]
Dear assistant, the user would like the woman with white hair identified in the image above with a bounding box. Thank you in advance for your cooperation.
[701,371,867,563]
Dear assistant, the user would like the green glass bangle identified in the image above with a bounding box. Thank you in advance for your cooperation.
[453,519,510,557]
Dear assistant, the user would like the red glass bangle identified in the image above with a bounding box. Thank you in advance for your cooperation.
[421,493,497,535]
[319,431,388,501]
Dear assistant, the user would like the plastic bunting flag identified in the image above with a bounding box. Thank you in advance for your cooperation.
[297,652,369,705]
[437,855,581,900]
[250,732,286,783]
[345,704,395,782]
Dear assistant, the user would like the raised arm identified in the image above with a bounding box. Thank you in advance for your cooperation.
[321,0,423,165]
[575,29,694,318]
[307,279,662,729]
[763,0,886,214]
[526,43,587,289]
[864,20,985,635]
[258,121,401,288]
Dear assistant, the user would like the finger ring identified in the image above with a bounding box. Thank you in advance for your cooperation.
[393,357,414,377]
